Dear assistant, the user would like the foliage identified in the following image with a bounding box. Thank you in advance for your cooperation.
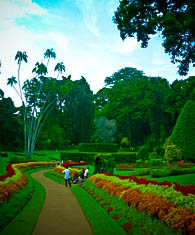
[120,137,130,148]
[0,92,23,151]
[113,0,195,75]
[78,143,118,152]
[165,144,182,164]
[94,116,117,143]
[171,100,195,162]
[136,146,149,161]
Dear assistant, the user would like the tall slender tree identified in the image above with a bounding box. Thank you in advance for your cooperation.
[44,48,56,67]
[15,51,28,102]
[54,62,65,78]
[8,51,56,158]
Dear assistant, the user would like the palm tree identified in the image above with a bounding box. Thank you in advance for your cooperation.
[44,48,56,67]
[7,76,22,99]
[15,51,28,102]
[32,62,48,76]
[54,62,65,78]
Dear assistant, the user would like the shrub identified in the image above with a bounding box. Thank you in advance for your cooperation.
[166,167,195,176]
[0,153,8,158]
[171,100,195,162]
[112,152,136,164]
[60,152,96,163]
[150,169,169,178]
[148,158,165,166]
[78,143,118,152]
[165,144,182,164]
[120,137,130,148]
[136,146,149,161]
[131,168,151,176]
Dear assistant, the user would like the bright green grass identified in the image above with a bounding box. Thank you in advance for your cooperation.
[44,170,65,184]
[71,186,126,235]
[1,168,46,235]
[147,173,195,185]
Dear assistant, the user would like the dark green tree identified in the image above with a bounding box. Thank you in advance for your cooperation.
[171,100,195,162]
[0,91,23,150]
[113,0,195,75]
[32,62,48,76]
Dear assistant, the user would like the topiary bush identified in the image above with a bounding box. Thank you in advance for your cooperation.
[136,146,149,161]
[165,144,182,164]
[120,137,130,149]
[170,100,195,162]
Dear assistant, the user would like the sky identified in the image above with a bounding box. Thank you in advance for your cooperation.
[0,0,194,106]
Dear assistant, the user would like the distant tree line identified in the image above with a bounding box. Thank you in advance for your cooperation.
[0,62,194,155]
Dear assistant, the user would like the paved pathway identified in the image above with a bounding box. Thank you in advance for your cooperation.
[31,170,94,235]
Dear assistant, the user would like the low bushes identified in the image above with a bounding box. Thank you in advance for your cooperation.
[0,162,54,202]
[60,152,96,163]
[60,151,136,165]
[112,152,136,164]
[88,174,195,233]
[78,143,118,152]
[81,180,182,235]
[0,153,8,158]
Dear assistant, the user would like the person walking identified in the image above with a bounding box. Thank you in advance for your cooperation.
[62,166,71,187]
[84,167,89,179]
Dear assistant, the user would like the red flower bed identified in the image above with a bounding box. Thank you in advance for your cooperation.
[61,161,88,168]
[122,223,133,233]
[101,172,195,195]
[0,164,15,181]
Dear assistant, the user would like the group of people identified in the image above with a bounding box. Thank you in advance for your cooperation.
[62,167,89,187]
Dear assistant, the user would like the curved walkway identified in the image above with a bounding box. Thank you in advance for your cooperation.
[31,170,94,235]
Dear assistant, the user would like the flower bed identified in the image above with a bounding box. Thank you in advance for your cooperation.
[54,161,88,179]
[102,172,195,196]
[0,161,54,202]
[87,174,195,234]
[81,180,182,235]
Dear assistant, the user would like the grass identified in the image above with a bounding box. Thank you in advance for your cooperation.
[71,186,126,235]
[0,167,46,235]
[147,173,195,185]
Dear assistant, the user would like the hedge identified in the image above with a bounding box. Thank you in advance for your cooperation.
[60,151,136,164]
[78,143,118,152]
[171,100,195,162]
[60,152,96,163]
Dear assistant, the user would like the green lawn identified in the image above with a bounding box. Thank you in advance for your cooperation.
[71,186,126,235]
[147,173,195,185]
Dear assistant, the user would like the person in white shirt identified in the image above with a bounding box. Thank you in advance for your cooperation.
[62,166,71,187]
[84,167,89,179]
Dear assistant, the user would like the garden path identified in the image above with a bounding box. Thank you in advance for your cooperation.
[31,170,94,235]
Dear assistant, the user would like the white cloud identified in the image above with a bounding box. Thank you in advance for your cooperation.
[0,0,47,29]
[76,0,100,37]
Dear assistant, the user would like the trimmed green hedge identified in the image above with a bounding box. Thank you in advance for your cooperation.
[112,152,136,163]
[60,151,136,164]
[78,143,118,152]
[171,100,195,162]
[60,152,96,163]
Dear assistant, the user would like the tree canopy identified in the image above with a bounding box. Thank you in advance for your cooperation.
[113,0,195,75]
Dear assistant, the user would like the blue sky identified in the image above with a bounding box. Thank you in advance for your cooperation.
[0,0,194,106]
